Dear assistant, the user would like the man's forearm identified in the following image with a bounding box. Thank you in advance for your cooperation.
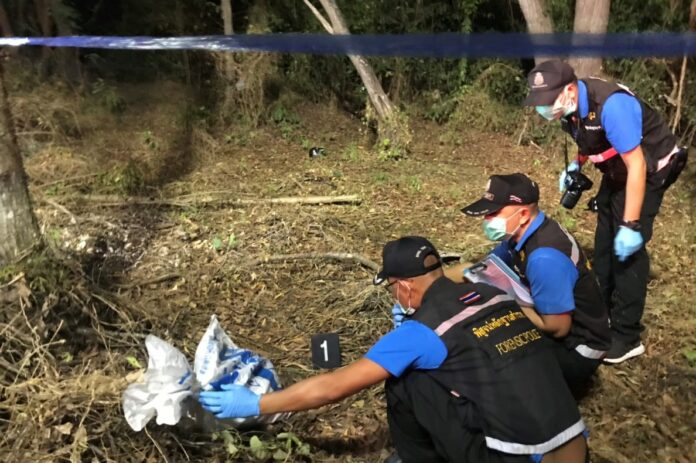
[520,306,570,338]
[259,373,341,414]
[622,147,647,222]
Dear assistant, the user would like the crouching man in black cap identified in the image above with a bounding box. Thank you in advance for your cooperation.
[198,236,588,463]
[461,173,612,395]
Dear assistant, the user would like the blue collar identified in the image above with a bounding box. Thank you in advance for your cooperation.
[513,211,546,252]
[577,80,589,119]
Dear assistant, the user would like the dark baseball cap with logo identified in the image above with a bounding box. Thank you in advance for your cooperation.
[373,236,442,285]
[461,173,540,216]
[522,59,577,106]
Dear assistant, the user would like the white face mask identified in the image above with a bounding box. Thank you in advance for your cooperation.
[395,283,415,316]
[535,86,577,121]
[552,86,577,117]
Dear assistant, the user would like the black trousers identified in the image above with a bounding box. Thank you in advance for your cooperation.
[549,340,600,399]
[592,160,676,344]
[385,371,530,463]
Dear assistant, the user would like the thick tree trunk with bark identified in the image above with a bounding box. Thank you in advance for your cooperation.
[0,61,39,266]
[569,0,611,77]
[518,0,554,65]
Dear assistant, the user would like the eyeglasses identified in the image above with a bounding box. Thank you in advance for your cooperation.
[385,280,399,291]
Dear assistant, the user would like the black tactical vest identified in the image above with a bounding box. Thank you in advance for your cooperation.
[511,217,612,356]
[561,78,677,183]
[412,277,584,455]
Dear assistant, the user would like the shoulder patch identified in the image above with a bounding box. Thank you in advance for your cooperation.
[459,291,482,304]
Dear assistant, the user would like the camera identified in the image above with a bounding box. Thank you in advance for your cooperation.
[560,171,593,209]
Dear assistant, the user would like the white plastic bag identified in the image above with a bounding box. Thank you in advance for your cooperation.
[193,316,287,425]
[122,335,194,431]
[122,315,287,432]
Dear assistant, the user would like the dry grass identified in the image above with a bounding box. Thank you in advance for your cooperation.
[1,80,694,462]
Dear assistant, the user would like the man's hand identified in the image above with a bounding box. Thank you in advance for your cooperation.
[559,160,580,192]
[614,226,644,262]
[199,384,261,419]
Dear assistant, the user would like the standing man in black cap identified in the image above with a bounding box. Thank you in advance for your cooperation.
[522,59,688,364]
[199,236,589,463]
[462,173,612,394]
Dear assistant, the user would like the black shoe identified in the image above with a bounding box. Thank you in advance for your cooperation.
[384,451,402,463]
[603,339,645,364]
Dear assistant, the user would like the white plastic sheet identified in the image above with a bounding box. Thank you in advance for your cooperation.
[122,315,286,432]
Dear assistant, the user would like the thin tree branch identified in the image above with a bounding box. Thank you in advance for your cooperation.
[672,56,688,132]
[302,0,334,33]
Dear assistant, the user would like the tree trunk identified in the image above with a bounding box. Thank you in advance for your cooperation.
[50,0,84,87]
[690,0,696,31]
[312,0,410,154]
[33,0,53,79]
[0,2,13,37]
[568,0,611,78]
[221,0,235,113]
[518,0,554,65]
[0,61,39,266]
[316,0,395,120]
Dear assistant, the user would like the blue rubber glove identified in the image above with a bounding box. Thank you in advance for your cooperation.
[560,161,580,192]
[392,303,405,328]
[198,384,261,419]
[614,226,644,262]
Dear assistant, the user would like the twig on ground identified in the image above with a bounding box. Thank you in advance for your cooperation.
[116,273,182,289]
[66,194,362,208]
[42,197,78,224]
[249,252,379,272]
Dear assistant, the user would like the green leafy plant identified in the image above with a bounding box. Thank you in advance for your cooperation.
[91,78,126,114]
[408,175,422,192]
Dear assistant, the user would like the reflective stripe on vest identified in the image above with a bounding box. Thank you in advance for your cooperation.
[575,344,606,359]
[485,419,586,455]
[586,146,619,164]
[434,294,515,336]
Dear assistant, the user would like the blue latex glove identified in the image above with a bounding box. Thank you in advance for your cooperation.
[198,384,261,419]
[559,161,580,192]
[614,226,644,262]
[392,303,405,328]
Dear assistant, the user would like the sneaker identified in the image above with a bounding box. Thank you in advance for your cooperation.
[603,339,645,364]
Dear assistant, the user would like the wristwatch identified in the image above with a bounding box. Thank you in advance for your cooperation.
[620,220,642,231]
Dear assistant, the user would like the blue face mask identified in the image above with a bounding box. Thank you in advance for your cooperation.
[535,105,556,121]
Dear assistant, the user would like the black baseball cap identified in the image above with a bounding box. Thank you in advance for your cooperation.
[373,236,442,285]
[462,173,539,216]
[522,60,577,106]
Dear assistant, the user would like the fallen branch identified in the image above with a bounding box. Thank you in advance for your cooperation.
[67,194,362,208]
[115,273,182,289]
[250,252,379,272]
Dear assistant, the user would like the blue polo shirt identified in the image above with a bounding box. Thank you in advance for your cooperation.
[365,320,447,377]
[491,212,578,315]
[577,80,643,154]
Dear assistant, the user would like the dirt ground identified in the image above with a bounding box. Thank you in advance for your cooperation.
[4,80,696,462]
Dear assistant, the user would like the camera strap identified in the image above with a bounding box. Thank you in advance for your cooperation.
[564,135,570,173]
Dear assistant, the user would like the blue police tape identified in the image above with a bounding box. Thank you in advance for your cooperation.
[0,33,695,57]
